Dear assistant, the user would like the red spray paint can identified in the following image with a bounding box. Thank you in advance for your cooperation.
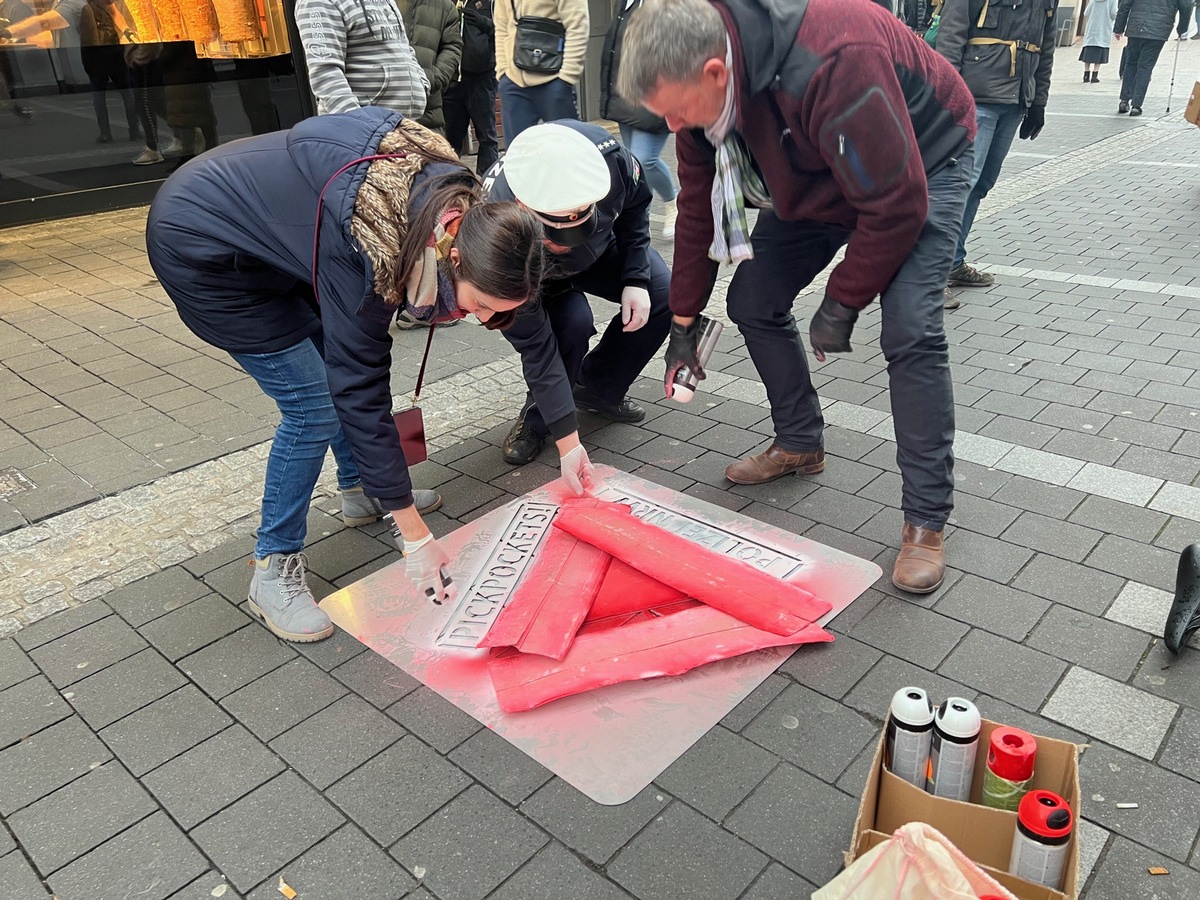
[1009,789,1073,890]
[982,726,1037,811]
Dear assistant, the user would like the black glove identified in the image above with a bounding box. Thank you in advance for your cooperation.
[664,317,704,397]
[1019,104,1045,140]
[808,293,859,362]
[0,26,11,39]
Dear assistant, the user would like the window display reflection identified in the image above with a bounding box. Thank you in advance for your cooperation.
[0,0,303,221]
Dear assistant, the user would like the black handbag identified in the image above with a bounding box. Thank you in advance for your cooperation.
[509,0,566,74]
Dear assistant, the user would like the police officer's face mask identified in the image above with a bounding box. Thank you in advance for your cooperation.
[537,204,598,252]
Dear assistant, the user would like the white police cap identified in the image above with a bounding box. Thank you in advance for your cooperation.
[502,123,611,217]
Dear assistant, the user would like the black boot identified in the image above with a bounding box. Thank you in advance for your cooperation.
[502,417,546,465]
[1129,106,1143,117]
[573,384,646,423]
[1165,544,1200,654]
[1119,100,1130,114]
[1084,70,1090,83]
[1091,71,1099,83]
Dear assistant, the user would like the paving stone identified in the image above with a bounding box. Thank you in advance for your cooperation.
[0,829,12,858]
[778,635,881,701]
[0,848,53,899]
[0,716,112,817]
[182,536,254,578]
[13,601,113,651]
[934,574,1051,641]
[448,727,552,804]
[242,824,414,900]
[489,842,629,900]
[100,685,232,777]
[190,772,345,893]
[847,596,969,670]
[939,631,1067,711]
[992,476,1086,519]
[653,725,776,821]
[942,530,1035,584]
[944,491,1022,538]
[221,657,347,742]
[140,594,251,662]
[269,694,403,790]
[167,872,242,900]
[1076,817,1109,886]
[743,683,877,783]
[1027,606,1152,682]
[1078,743,1200,863]
[142,726,284,830]
[726,762,857,887]
[289,627,368,672]
[721,673,790,732]
[303,529,390,583]
[1159,707,1200,783]
[327,736,471,845]
[1136,639,1200,711]
[390,785,548,900]
[103,569,213,628]
[1012,553,1126,615]
[47,812,207,900]
[0,675,73,751]
[609,802,766,900]
[1086,534,1180,593]
[386,685,482,753]
[520,780,667,865]
[742,863,818,899]
[65,647,187,729]
[0,639,36,692]
[331,650,419,709]
[9,761,157,874]
[29,616,146,688]
[844,656,977,723]
[1044,667,1175,759]
[1085,835,1200,900]
[1000,510,1104,564]
[178,626,295,700]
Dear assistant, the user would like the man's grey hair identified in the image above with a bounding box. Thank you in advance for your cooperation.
[616,0,727,102]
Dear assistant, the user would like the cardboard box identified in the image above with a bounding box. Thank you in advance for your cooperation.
[1185,81,1200,126]
[846,719,1081,900]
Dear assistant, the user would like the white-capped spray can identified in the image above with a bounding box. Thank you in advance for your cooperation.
[925,697,981,801]
[669,316,723,402]
[885,687,935,788]
[1009,789,1073,890]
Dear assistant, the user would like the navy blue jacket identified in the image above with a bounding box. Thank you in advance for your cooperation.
[146,107,468,511]
[482,120,653,438]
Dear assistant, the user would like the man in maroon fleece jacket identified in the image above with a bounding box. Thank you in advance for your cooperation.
[618,0,976,594]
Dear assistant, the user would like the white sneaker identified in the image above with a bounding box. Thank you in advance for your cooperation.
[162,137,185,157]
[132,147,164,165]
[663,199,678,238]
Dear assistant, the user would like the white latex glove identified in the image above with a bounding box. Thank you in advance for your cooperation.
[400,533,455,604]
[560,444,594,496]
[621,285,651,333]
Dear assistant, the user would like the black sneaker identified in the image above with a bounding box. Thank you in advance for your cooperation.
[1118,100,1130,114]
[502,417,546,465]
[1129,107,1143,117]
[573,385,646,423]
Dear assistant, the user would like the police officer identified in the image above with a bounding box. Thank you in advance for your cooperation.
[484,121,672,465]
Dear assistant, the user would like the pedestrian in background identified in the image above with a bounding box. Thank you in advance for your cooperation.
[444,0,500,176]
[397,0,463,134]
[494,0,588,139]
[600,0,680,237]
[1114,0,1193,115]
[1082,0,1119,82]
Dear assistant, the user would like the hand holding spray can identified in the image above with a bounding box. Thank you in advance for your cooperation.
[925,697,981,801]
[885,687,934,788]
[669,316,724,403]
[1010,790,1073,889]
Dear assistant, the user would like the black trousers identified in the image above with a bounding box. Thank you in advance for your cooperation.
[523,246,671,434]
[444,75,499,175]
[1120,37,1165,108]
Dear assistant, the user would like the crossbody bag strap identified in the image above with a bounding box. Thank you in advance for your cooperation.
[413,323,437,404]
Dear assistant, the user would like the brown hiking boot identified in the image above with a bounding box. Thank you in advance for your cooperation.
[892,523,947,594]
[947,262,995,287]
[724,445,825,485]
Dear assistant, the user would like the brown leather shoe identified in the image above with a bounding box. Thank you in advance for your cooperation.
[892,523,946,594]
[725,445,825,485]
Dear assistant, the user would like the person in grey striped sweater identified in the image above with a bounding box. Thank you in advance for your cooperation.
[297,0,430,117]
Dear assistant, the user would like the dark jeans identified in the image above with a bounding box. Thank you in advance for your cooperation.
[498,75,578,141]
[130,61,167,151]
[1120,37,1166,108]
[445,74,499,174]
[522,246,672,434]
[726,147,973,529]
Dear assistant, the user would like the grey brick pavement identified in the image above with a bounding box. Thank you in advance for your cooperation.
[4,57,1200,897]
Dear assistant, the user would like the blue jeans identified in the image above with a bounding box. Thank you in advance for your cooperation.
[618,124,678,202]
[727,147,973,528]
[953,103,1023,268]
[499,75,578,140]
[229,335,361,558]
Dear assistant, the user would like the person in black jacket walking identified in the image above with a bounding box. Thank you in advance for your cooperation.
[146,109,553,642]
[444,0,500,175]
[936,0,1057,295]
[1115,0,1193,115]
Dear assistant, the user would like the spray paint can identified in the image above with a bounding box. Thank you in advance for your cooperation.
[982,726,1037,811]
[669,316,724,402]
[1009,789,1073,890]
[925,697,981,801]
[885,687,934,788]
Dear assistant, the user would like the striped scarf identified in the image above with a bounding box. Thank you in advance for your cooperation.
[705,40,771,266]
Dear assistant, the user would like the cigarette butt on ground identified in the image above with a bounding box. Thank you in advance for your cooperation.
[277,876,298,899]
[1148,866,1169,876]
[1115,802,1139,809]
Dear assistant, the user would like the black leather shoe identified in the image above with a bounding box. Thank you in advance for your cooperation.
[502,417,545,465]
[573,385,646,423]
[1165,544,1200,654]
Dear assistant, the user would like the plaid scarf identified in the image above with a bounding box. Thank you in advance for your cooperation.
[403,209,467,324]
[705,40,771,266]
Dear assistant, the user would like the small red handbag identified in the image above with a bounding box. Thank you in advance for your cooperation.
[392,323,436,466]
